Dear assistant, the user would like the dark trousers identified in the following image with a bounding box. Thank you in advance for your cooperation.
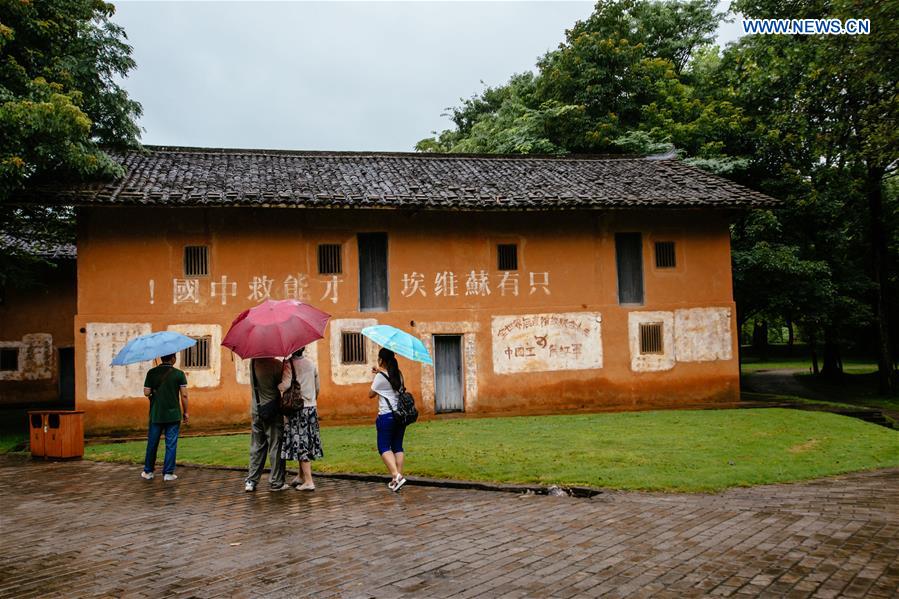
[246,410,285,487]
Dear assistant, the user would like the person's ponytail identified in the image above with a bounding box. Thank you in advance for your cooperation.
[378,348,403,391]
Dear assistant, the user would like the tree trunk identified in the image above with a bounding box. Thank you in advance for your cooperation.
[752,320,769,360]
[786,317,794,355]
[866,166,895,394]
[809,328,819,375]
[821,326,843,380]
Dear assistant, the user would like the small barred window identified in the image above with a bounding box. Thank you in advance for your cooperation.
[639,323,664,354]
[318,244,343,275]
[654,241,676,268]
[181,336,211,369]
[497,244,518,271]
[0,348,19,371]
[184,246,209,277]
[341,332,366,364]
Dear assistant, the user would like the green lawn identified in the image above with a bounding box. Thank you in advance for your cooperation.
[86,409,899,492]
[740,358,878,374]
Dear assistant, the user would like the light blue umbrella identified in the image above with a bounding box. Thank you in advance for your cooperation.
[361,325,433,365]
[111,331,197,366]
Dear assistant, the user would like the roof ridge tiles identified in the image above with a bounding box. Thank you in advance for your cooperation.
[127,144,647,162]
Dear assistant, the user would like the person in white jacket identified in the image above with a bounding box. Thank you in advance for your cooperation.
[278,346,322,491]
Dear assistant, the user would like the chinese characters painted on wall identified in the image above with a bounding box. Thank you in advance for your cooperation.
[149,269,551,306]
[400,271,551,298]
[492,312,603,374]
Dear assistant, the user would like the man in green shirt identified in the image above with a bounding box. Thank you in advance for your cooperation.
[141,353,189,481]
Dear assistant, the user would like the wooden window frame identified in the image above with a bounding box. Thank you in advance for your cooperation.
[358,233,389,312]
[615,232,645,305]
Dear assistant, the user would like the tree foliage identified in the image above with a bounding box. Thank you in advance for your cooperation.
[0,0,141,284]
[417,0,898,388]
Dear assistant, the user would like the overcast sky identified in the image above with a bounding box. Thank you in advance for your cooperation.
[111,1,744,152]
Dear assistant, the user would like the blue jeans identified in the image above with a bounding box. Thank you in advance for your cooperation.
[144,421,180,475]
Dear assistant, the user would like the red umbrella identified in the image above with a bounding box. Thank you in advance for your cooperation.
[222,299,331,359]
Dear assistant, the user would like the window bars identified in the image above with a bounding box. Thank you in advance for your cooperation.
[654,241,676,268]
[341,331,366,364]
[639,323,664,354]
[181,336,211,369]
[317,244,343,275]
[183,246,209,277]
[497,244,518,271]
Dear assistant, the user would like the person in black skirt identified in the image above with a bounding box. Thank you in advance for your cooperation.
[278,346,323,491]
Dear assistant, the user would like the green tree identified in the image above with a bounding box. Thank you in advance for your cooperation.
[418,0,897,392]
[720,0,898,390]
[0,0,141,284]
[417,0,727,154]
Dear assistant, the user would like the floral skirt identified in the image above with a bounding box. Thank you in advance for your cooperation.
[281,407,324,462]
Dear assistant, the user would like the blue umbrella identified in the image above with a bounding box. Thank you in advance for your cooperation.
[361,325,433,365]
[111,331,197,366]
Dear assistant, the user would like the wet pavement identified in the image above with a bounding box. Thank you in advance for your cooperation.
[1,456,897,598]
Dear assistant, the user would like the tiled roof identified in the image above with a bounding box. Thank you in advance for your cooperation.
[23,146,777,210]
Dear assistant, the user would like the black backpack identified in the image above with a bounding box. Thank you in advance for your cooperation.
[380,372,418,426]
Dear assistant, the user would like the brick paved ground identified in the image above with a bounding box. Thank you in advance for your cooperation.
[1,456,897,598]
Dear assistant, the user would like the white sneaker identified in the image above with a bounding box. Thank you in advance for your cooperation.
[295,481,315,491]
[244,481,256,492]
[392,475,407,492]
[163,474,177,481]
[140,471,154,480]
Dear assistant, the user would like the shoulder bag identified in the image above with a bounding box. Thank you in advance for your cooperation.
[280,358,306,413]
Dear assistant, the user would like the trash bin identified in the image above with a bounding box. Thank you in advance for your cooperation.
[28,411,84,459]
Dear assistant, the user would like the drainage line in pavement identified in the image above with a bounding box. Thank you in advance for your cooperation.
[174,461,603,498]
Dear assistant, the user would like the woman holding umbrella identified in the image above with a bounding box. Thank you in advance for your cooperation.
[369,348,407,492]
[362,324,433,492]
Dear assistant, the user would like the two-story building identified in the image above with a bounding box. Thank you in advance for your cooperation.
[29,146,774,433]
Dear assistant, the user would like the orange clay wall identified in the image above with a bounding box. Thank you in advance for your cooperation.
[0,260,76,405]
[75,207,739,434]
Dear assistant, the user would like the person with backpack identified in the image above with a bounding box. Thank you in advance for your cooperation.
[369,348,408,491]
[278,347,322,491]
[141,353,189,482]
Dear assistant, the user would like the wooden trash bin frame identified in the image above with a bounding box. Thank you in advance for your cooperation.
[28,410,85,460]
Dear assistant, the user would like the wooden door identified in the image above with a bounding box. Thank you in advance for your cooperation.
[434,335,463,413]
